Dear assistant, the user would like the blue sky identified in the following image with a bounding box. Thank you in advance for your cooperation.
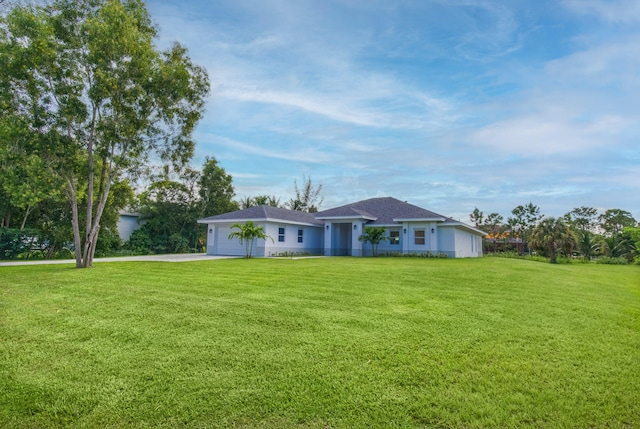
[146,0,639,222]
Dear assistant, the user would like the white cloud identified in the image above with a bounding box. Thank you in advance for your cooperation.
[468,113,628,156]
[204,134,334,164]
[545,38,640,89]
[146,0,640,219]
[562,0,640,23]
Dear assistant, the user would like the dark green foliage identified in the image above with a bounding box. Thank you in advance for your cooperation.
[0,227,40,259]
[507,202,543,254]
[598,209,637,236]
[603,232,636,262]
[199,156,238,216]
[240,195,282,208]
[128,229,152,255]
[137,178,199,253]
[529,217,575,263]
[595,256,630,265]
[93,227,121,257]
[130,159,237,255]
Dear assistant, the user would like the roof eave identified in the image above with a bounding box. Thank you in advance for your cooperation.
[197,217,322,227]
[440,222,487,236]
[315,215,377,221]
[393,217,447,222]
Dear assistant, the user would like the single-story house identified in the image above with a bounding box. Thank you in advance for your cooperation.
[197,197,485,258]
[116,210,142,242]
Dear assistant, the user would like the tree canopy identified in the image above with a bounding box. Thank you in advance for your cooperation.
[0,0,209,267]
[287,176,323,213]
[529,217,575,264]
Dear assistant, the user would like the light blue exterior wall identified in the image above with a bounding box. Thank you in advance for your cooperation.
[117,213,141,242]
[205,221,323,257]
[203,219,482,258]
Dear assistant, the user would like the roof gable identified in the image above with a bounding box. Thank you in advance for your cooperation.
[315,197,453,225]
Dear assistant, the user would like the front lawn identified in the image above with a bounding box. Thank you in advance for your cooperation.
[1,258,638,428]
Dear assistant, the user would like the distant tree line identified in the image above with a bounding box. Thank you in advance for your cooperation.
[238,175,323,213]
[0,155,323,259]
[470,204,639,264]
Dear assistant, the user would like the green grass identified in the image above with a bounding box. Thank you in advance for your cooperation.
[1,258,639,428]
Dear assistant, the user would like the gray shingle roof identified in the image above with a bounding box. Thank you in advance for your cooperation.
[198,205,323,226]
[197,197,482,233]
[314,197,454,225]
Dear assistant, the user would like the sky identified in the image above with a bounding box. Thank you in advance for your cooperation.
[145,0,639,223]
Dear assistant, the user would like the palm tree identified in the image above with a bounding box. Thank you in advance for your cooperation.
[529,217,575,263]
[576,230,601,261]
[603,234,634,260]
[228,221,273,258]
[251,195,282,207]
[358,226,387,257]
[238,196,255,209]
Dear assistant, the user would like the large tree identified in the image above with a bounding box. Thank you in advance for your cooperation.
[507,203,543,254]
[0,0,209,267]
[199,156,238,217]
[0,122,64,229]
[598,209,637,236]
[563,206,599,233]
[287,175,323,213]
[623,226,640,263]
[469,207,484,228]
[483,212,504,253]
[137,173,199,254]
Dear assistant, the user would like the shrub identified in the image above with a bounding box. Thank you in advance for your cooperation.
[383,251,448,258]
[94,228,122,257]
[16,250,46,260]
[595,256,629,265]
[0,228,42,260]
[53,248,74,260]
[128,229,152,255]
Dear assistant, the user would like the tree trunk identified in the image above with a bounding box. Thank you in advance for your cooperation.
[82,225,100,268]
[67,179,83,268]
[81,171,113,268]
[19,205,32,230]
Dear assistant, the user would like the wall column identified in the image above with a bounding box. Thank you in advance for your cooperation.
[323,223,332,256]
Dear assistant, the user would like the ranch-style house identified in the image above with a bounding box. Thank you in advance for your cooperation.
[198,197,485,257]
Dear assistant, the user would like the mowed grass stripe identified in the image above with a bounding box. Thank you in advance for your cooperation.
[1,258,638,428]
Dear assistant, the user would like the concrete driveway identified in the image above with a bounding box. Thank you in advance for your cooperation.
[0,253,236,267]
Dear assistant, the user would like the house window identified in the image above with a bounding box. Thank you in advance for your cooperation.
[389,230,400,245]
[298,229,303,243]
[278,227,285,242]
[415,229,425,245]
